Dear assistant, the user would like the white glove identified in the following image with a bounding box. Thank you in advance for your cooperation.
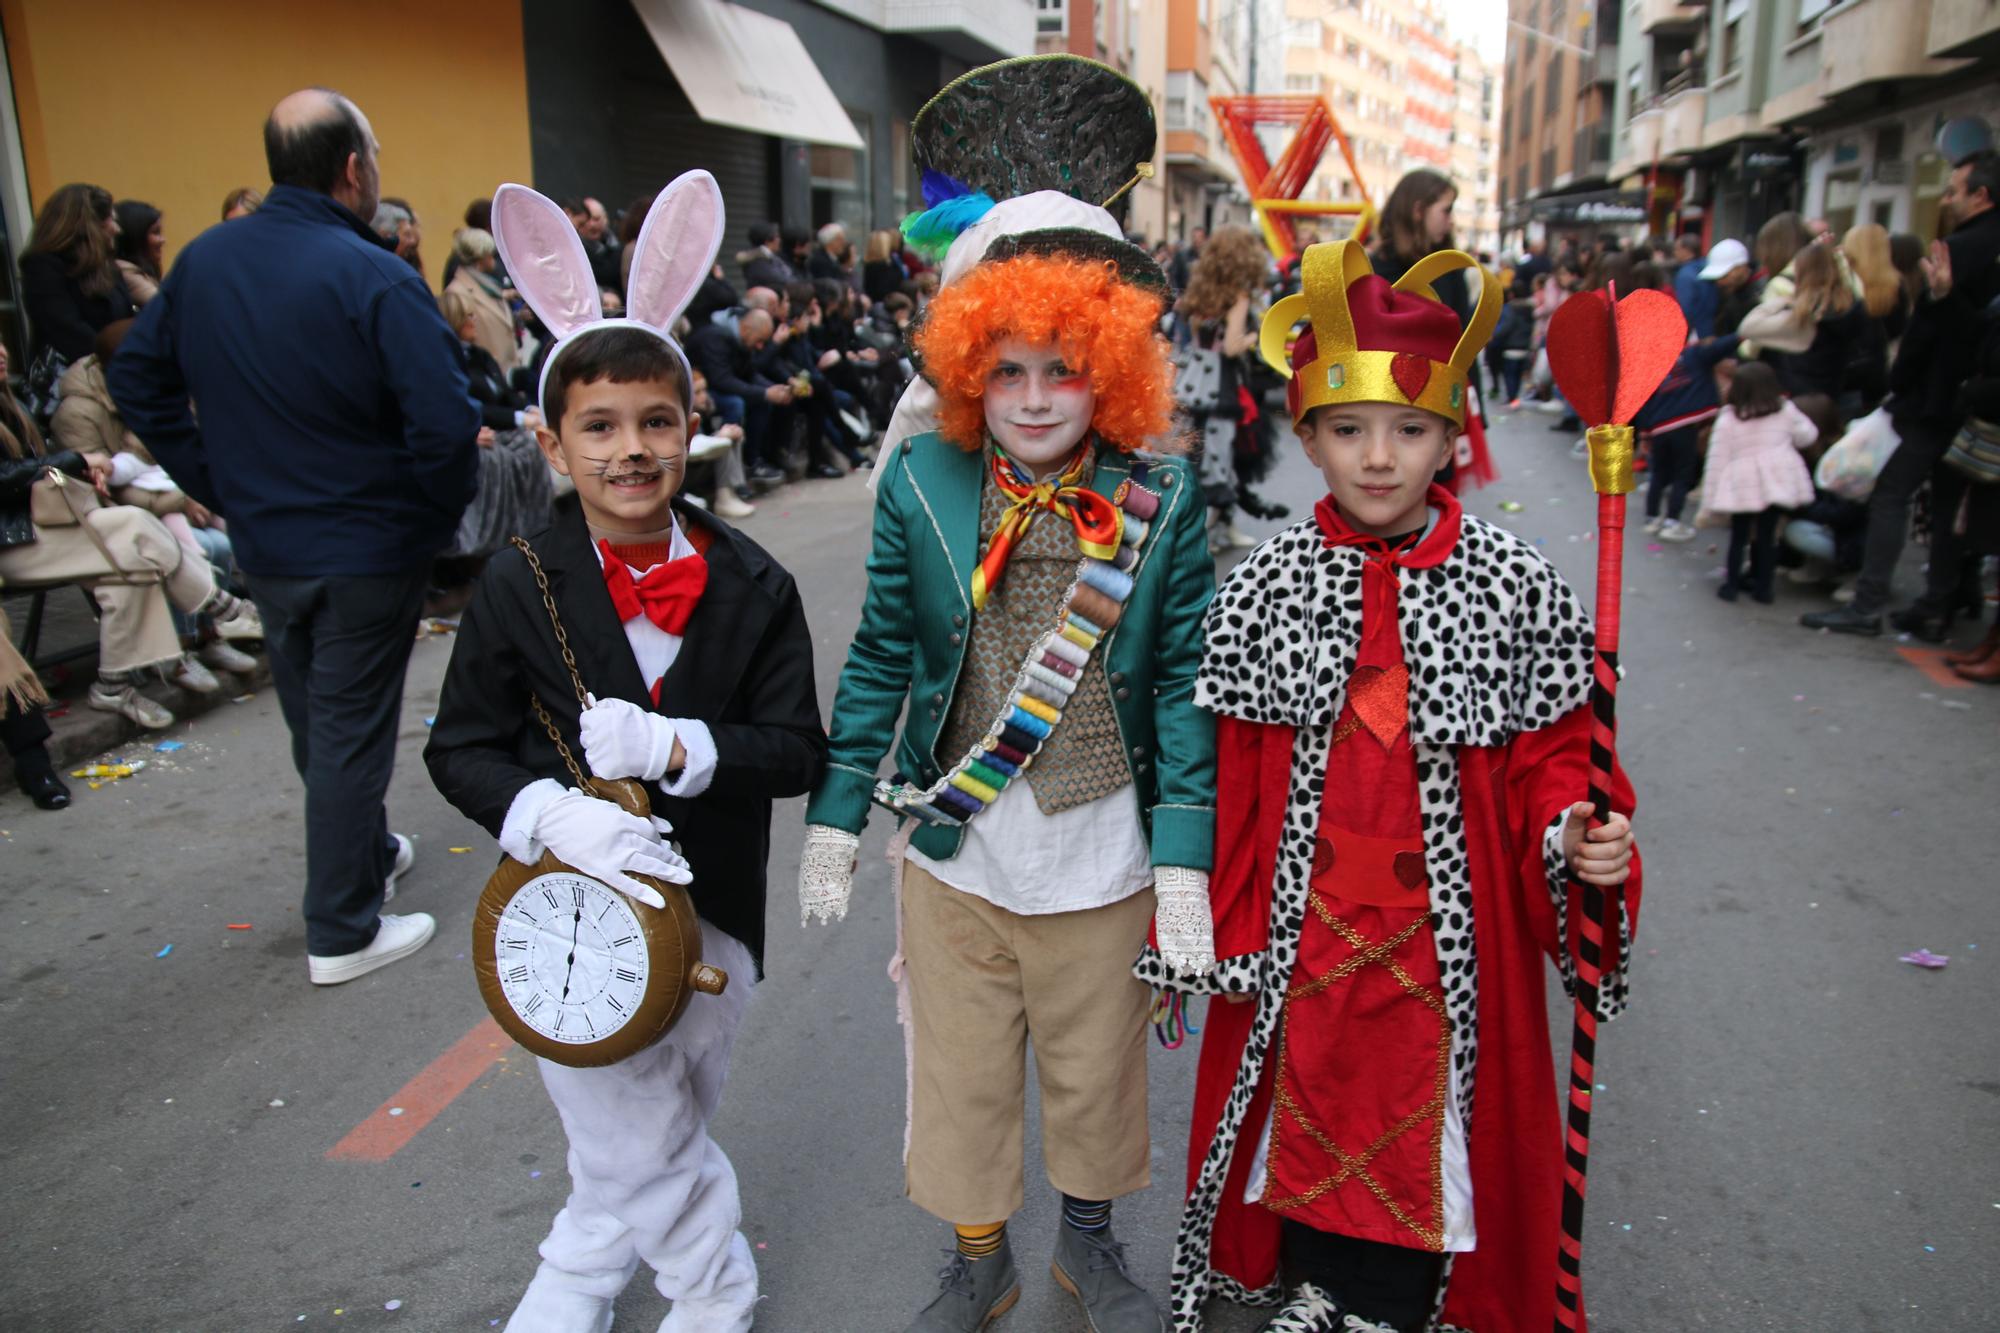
[580,693,678,782]
[799,824,860,927]
[533,788,691,908]
[1154,866,1216,976]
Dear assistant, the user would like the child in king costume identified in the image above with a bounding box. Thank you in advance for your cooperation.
[426,175,825,1333]
[797,55,1219,1333]
[1149,242,1643,1333]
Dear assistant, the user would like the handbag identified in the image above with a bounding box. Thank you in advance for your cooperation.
[29,465,97,528]
[1942,418,2000,485]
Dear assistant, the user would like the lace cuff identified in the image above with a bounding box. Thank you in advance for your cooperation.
[799,824,860,926]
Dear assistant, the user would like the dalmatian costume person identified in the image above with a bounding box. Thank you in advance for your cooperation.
[1140,241,1644,1333]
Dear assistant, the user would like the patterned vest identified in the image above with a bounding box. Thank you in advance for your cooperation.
[937,462,1131,815]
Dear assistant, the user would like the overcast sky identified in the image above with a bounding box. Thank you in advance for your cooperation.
[1444,0,1507,63]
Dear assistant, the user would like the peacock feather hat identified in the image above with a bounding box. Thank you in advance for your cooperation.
[901,54,1164,292]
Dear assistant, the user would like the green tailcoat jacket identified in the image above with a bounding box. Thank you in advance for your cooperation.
[805,432,1217,870]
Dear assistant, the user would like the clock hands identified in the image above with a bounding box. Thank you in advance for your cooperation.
[560,900,582,1001]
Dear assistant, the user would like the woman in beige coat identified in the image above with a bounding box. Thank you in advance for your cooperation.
[443,228,517,372]
[0,351,261,729]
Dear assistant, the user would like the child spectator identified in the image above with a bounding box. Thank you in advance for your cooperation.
[1703,361,1817,603]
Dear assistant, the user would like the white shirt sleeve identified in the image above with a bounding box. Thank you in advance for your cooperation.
[659,719,717,798]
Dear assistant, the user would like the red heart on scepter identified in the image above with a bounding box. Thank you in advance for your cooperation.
[1546,287,1688,427]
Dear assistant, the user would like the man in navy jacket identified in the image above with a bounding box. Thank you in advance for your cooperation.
[109,87,480,986]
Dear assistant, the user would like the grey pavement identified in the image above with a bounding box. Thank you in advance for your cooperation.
[2,407,1995,1332]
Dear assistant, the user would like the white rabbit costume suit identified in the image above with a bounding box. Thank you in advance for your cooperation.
[482,173,762,1333]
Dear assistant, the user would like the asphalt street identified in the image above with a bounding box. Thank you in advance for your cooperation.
[2,406,1995,1332]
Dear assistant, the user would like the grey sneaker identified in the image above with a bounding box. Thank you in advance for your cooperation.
[89,679,175,730]
[905,1245,1020,1332]
[1051,1223,1163,1332]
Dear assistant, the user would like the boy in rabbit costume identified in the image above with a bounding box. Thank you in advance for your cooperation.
[798,56,1217,1333]
[425,174,825,1333]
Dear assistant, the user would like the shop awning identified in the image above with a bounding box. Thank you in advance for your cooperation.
[629,0,864,150]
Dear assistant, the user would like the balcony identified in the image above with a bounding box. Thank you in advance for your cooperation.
[1822,0,1970,97]
[1658,85,1708,156]
[1637,0,1707,35]
[1927,0,2000,59]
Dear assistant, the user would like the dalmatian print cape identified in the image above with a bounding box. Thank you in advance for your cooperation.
[1136,511,1623,1332]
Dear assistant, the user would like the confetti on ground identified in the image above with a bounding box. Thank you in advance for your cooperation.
[529,1170,542,1179]
[155,944,173,958]
[1645,544,1663,553]
[450,846,473,854]
[1498,500,1524,513]
[1900,949,1949,969]
[227,923,252,930]
[155,740,185,752]
[385,1300,403,1311]
[388,1106,405,1117]
[232,693,255,703]
[72,761,145,783]
[269,1099,286,1108]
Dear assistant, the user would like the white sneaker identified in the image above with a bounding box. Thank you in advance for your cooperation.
[383,833,415,903]
[212,600,264,641]
[713,490,756,519]
[1659,519,1697,543]
[307,912,436,985]
[89,679,175,729]
[199,639,260,674]
[1642,515,1666,535]
[166,652,223,695]
[1534,396,1568,414]
[1570,436,1590,457]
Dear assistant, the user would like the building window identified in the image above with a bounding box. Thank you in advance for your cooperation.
[1036,0,1065,37]
[1796,0,1832,32]
[810,109,871,240]
[1722,0,1746,74]
[1165,70,1210,135]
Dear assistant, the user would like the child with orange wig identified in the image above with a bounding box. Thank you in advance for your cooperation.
[798,54,1220,1333]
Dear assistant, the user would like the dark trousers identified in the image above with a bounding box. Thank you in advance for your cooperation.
[1725,507,1783,599]
[250,568,429,956]
[1645,427,1701,521]
[1911,459,1983,615]
[1854,418,1953,613]
[1280,1221,1443,1332]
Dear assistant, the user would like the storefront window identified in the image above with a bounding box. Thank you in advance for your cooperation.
[1912,153,1948,243]
[1823,169,1860,237]
[811,109,872,239]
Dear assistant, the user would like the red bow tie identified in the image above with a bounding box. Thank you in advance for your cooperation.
[598,539,708,635]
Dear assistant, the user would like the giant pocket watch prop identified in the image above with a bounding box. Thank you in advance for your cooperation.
[471,538,727,1068]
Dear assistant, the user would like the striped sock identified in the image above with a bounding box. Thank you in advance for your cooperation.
[955,1220,1006,1261]
[1061,1195,1112,1233]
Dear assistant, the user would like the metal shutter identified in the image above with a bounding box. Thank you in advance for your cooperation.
[614,75,774,244]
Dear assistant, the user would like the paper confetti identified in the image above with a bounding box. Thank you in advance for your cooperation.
[227,923,253,930]
[1899,949,1949,970]
[1498,500,1524,513]
[156,944,174,958]
[155,740,185,752]
[385,1300,403,1311]
[449,846,473,853]
[388,1106,406,1116]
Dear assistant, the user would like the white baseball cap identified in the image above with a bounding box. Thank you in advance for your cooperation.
[1698,238,1750,279]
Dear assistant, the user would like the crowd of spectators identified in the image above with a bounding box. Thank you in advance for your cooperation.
[1474,150,1999,671]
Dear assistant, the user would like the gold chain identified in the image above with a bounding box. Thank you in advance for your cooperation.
[510,536,594,790]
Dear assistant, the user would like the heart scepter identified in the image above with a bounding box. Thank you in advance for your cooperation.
[1543,282,1687,1332]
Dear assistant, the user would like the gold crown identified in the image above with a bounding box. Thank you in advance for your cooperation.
[1259,240,1501,428]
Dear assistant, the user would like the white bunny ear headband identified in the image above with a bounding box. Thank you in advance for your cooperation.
[490,171,725,414]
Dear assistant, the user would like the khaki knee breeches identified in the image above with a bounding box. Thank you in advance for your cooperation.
[0,505,213,672]
[900,859,1155,1223]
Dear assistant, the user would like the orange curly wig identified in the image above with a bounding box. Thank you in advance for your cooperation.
[914,254,1173,451]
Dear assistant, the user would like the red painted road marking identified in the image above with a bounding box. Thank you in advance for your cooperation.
[326,1017,509,1162]
[1897,646,1972,690]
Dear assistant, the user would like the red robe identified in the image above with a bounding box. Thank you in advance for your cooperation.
[1155,489,1641,1333]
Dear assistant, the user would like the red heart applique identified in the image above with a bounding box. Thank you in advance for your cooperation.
[1546,287,1688,426]
[1348,664,1410,746]
[1392,850,1429,891]
[1389,352,1431,402]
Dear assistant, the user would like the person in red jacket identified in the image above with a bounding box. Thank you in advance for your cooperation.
[1140,240,1643,1333]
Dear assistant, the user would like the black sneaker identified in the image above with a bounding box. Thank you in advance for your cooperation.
[1257,1284,1344,1332]
[1800,605,1883,636]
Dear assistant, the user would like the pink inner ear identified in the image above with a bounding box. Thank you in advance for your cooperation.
[494,187,599,339]
[628,176,723,331]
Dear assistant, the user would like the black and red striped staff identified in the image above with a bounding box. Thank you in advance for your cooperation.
[1543,283,1686,1331]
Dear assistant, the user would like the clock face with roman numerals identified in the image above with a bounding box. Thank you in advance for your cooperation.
[493,871,649,1045]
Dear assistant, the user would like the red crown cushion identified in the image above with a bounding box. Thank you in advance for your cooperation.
[1283,275,1464,419]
